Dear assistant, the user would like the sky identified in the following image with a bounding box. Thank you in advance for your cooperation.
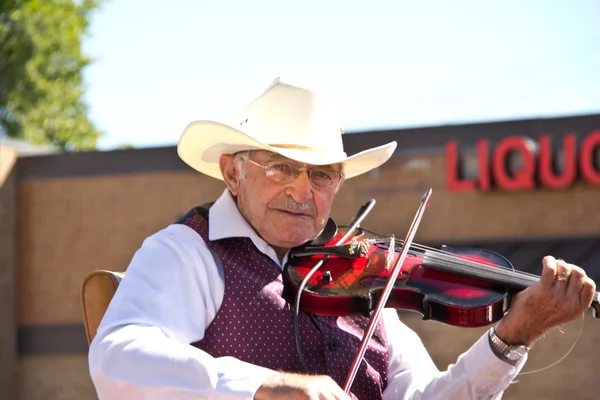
[81,0,600,151]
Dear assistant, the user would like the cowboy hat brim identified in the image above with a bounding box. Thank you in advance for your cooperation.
[177,120,397,180]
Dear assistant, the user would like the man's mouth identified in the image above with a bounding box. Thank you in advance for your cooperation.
[277,209,313,218]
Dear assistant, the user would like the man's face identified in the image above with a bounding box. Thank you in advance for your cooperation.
[220,150,343,251]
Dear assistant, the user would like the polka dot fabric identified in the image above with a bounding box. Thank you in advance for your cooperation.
[179,208,389,400]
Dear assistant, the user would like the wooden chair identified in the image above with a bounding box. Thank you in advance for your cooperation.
[80,270,124,345]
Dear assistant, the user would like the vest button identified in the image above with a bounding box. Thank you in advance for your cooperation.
[328,340,339,351]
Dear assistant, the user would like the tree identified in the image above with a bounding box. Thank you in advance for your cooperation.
[0,0,103,150]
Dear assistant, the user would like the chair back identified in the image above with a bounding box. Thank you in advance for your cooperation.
[80,270,124,345]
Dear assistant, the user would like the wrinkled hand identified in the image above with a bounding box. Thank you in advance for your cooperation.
[495,255,596,346]
[254,372,355,400]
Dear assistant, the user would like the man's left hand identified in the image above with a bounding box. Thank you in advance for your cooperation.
[494,255,596,346]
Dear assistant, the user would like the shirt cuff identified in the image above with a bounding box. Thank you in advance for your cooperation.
[461,331,527,395]
[213,357,280,399]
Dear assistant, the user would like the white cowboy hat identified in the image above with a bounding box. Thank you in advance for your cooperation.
[177,77,397,180]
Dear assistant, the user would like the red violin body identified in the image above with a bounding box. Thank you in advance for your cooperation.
[283,225,517,328]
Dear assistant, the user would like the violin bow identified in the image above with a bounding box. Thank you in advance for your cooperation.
[343,188,433,393]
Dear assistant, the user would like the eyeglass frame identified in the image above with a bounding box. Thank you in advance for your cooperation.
[243,157,344,191]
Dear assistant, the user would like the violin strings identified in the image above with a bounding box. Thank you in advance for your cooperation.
[410,242,600,290]
[408,242,541,281]
[373,238,600,298]
[407,240,575,283]
[422,251,539,288]
[343,233,600,298]
[364,237,542,286]
[414,246,541,286]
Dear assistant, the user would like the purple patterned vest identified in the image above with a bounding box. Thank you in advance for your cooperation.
[178,205,389,400]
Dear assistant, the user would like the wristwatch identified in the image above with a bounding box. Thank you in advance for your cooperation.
[488,327,529,365]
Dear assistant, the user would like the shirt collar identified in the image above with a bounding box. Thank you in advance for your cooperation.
[208,189,289,267]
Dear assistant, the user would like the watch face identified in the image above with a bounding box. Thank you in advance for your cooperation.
[507,346,528,360]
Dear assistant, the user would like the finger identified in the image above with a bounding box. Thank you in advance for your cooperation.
[580,276,596,310]
[566,266,586,300]
[540,255,558,287]
[555,259,572,280]
[317,377,351,400]
[552,260,572,294]
[331,387,353,400]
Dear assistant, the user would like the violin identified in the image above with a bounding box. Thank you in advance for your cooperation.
[283,221,600,327]
[282,189,600,393]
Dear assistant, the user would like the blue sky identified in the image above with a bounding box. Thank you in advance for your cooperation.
[81,0,600,151]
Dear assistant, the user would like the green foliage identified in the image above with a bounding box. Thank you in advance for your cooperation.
[0,0,103,150]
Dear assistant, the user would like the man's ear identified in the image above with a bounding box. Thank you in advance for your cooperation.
[335,167,346,193]
[336,177,345,192]
[219,154,240,195]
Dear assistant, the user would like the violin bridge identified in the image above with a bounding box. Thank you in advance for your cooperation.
[385,236,395,269]
[359,242,369,257]
[349,237,369,258]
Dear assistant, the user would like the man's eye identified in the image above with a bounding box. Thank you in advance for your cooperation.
[315,169,340,180]
[312,170,331,179]
[271,163,294,173]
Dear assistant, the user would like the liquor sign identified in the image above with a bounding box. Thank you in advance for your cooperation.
[446,129,600,191]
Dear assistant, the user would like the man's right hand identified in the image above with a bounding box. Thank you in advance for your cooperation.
[254,372,354,400]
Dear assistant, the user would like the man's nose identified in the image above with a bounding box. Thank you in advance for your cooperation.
[286,170,313,203]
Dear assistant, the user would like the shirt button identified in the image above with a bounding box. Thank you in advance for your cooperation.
[328,340,339,351]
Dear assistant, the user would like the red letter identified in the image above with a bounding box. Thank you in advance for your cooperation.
[538,134,576,189]
[476,139,491,191]
[580,130,600,185]
[492,137,536,191]
[446,141,476,192]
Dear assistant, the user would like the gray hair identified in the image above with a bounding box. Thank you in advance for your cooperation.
[233,150,254,180]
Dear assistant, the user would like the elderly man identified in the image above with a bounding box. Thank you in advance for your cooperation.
[88,78,596,400]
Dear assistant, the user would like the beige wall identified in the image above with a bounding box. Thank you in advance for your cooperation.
[19,355,97,400]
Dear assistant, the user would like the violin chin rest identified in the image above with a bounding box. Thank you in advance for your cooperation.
[309,218,338,246]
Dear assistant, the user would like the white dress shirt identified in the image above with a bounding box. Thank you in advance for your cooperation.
[88,189,526,400]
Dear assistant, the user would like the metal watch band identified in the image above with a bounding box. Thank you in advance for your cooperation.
[488,327,528,366]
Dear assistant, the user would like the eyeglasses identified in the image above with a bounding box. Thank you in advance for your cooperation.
[245,158,343,190]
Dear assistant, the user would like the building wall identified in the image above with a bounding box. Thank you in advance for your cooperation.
[7,113,600,399]
[18,355,96,400]
[0,168,16,398]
